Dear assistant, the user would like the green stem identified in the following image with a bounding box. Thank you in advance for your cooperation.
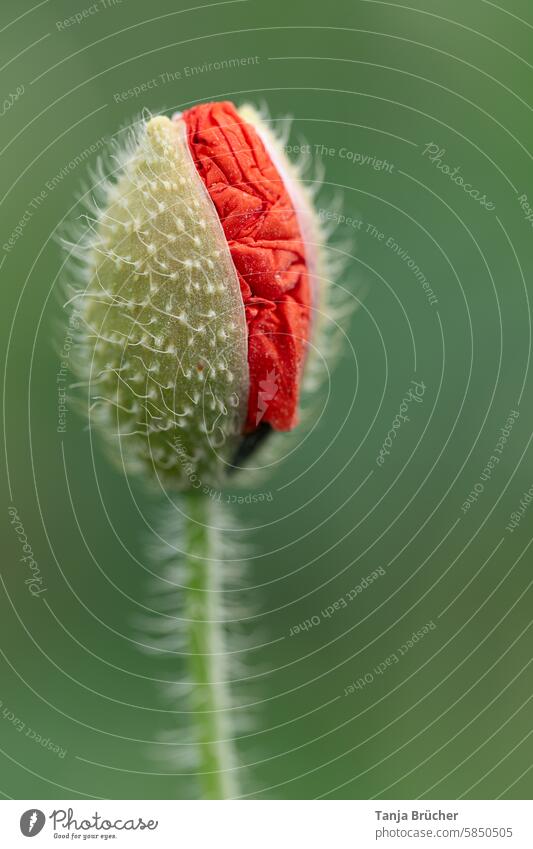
[184,491,237,799]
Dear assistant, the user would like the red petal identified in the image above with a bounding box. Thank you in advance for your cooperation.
[182,101,312,432]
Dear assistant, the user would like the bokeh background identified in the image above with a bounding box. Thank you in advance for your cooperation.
[1,0,533,800]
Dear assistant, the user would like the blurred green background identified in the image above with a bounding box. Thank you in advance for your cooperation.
[1,0,533,800]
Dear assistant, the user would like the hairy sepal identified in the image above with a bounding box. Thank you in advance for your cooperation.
[71,115,249,489]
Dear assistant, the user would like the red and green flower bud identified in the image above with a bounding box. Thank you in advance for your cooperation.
[74,102,326,489]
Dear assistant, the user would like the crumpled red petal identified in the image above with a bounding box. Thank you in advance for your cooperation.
[182,101,312,432]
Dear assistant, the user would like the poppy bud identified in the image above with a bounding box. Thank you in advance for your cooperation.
[71,102,325,488]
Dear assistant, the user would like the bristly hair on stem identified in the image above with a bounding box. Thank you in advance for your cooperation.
[181,491,238,799]
[135,492,258,799]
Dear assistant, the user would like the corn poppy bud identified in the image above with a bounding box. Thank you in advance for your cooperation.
[71,102,326,488]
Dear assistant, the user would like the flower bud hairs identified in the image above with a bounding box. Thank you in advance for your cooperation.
[64,101,349,798]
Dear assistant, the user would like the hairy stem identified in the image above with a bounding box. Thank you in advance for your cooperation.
[184,491,237,799]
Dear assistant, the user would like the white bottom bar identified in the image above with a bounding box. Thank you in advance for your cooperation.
[1,800,531,847]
